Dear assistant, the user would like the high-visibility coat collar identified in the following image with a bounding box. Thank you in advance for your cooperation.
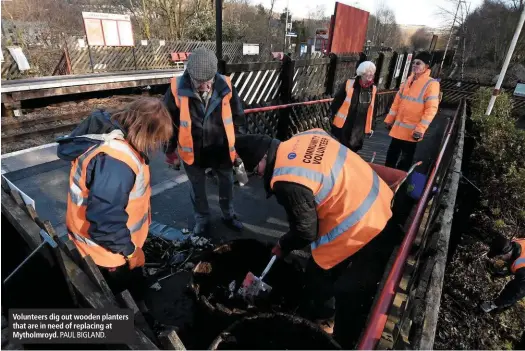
[511,239,525,274]
[333,79,376,134]
[66,132,151,268]
[270,129,393,269]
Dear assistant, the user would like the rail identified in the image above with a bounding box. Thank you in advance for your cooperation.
[358,99,465,349]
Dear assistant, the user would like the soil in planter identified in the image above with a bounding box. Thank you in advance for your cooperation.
[192,239,305,316]
[210,313,341,350]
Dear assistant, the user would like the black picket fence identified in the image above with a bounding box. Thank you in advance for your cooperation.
[222,51,408,140]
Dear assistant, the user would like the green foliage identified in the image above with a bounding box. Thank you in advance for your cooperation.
[469,87,525,239]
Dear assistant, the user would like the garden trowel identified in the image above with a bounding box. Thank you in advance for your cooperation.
[238,255,277,301]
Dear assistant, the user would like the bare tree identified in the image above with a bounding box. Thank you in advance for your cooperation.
[410,28,433,50]
[371,1,402,49]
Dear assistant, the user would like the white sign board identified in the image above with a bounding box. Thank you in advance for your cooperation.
[394,54,404,78]
[7,47,30,71]
[82,12,134,47]
[243,43,259,56]
[401,53,413,83]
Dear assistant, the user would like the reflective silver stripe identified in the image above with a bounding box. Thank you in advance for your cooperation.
[180,121,189,127]
[179,146,193,153]
[69,183,86,206]
[344,97,352,103]
[336,112,347,120]
[420,120,431,126]
[315,144,347,204]
[69,231,98,246]
[129,213,149,233]
[417,79,438,101]
[398,79,438,104]
[388,109,397,116]
[424,95,439,102]
[273,144,348,205]
[394,121,416,129]
[224,117,233,125]
[311,171,380,250]
[399,94,421,103]
[273,166,324,184]
[106,140,148,200]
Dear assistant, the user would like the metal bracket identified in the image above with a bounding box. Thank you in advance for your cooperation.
[3,229,58,284]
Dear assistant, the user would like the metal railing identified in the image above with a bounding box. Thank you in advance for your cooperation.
[358,99,466,349]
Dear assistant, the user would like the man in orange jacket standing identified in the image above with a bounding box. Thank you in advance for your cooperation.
[384,52,440,171]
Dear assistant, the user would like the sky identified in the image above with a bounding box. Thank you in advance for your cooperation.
[257,0,484,28]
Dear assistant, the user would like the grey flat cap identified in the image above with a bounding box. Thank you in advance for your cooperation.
[186,47,218,82]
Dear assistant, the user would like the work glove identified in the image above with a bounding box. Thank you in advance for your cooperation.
[479,300,497,313]
[385,123,393,130]
[126,246,145,270]
[412,131,423,141]
[165,152,181,170]
[271,242,283,258]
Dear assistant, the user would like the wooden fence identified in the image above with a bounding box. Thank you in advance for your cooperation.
[227,52,399,140]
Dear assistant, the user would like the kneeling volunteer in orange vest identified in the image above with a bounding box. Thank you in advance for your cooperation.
[163,47,247,235]
[480,235,525,313]
[57,98,173,308]
[235,129,394,334]
[384,51,440,171]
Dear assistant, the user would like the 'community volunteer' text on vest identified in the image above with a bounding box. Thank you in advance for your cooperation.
[270,129,394,269]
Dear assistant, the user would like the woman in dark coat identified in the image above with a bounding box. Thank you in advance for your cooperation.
[330,61,377,153]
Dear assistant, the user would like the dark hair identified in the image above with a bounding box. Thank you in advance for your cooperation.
[111,97,173,155]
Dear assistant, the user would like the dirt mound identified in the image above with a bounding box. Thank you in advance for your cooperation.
[191,239,304,318]
[209,313,341,350]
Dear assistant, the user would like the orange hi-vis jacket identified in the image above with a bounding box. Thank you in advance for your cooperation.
[333,79,377,134]
[270,129,394,269]
[384,69,440,142]
[511,239,525,274]
[66,130,151,268]
[170,75,237,165]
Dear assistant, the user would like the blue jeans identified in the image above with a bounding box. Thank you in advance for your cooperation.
[182,162,235,227]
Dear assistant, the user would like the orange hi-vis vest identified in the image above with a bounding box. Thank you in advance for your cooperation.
[170,75,237,165]
[270,128,394,269]
[333,79,377,134]
[66,130,151,268]
[384,69,440,142]
[511,239,525,274]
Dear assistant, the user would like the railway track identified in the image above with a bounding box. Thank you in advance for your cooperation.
[1,112,86,144]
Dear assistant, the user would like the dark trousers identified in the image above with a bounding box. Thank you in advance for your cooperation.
[100,264,147,302]
[385,138,417,171]
[301,257,350,321]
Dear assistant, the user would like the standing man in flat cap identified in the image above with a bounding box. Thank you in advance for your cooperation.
[480,235,525,313]
[163,47,247,235]
[384,51,440,171]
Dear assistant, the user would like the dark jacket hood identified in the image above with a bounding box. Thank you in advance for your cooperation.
[56,109,126,161]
